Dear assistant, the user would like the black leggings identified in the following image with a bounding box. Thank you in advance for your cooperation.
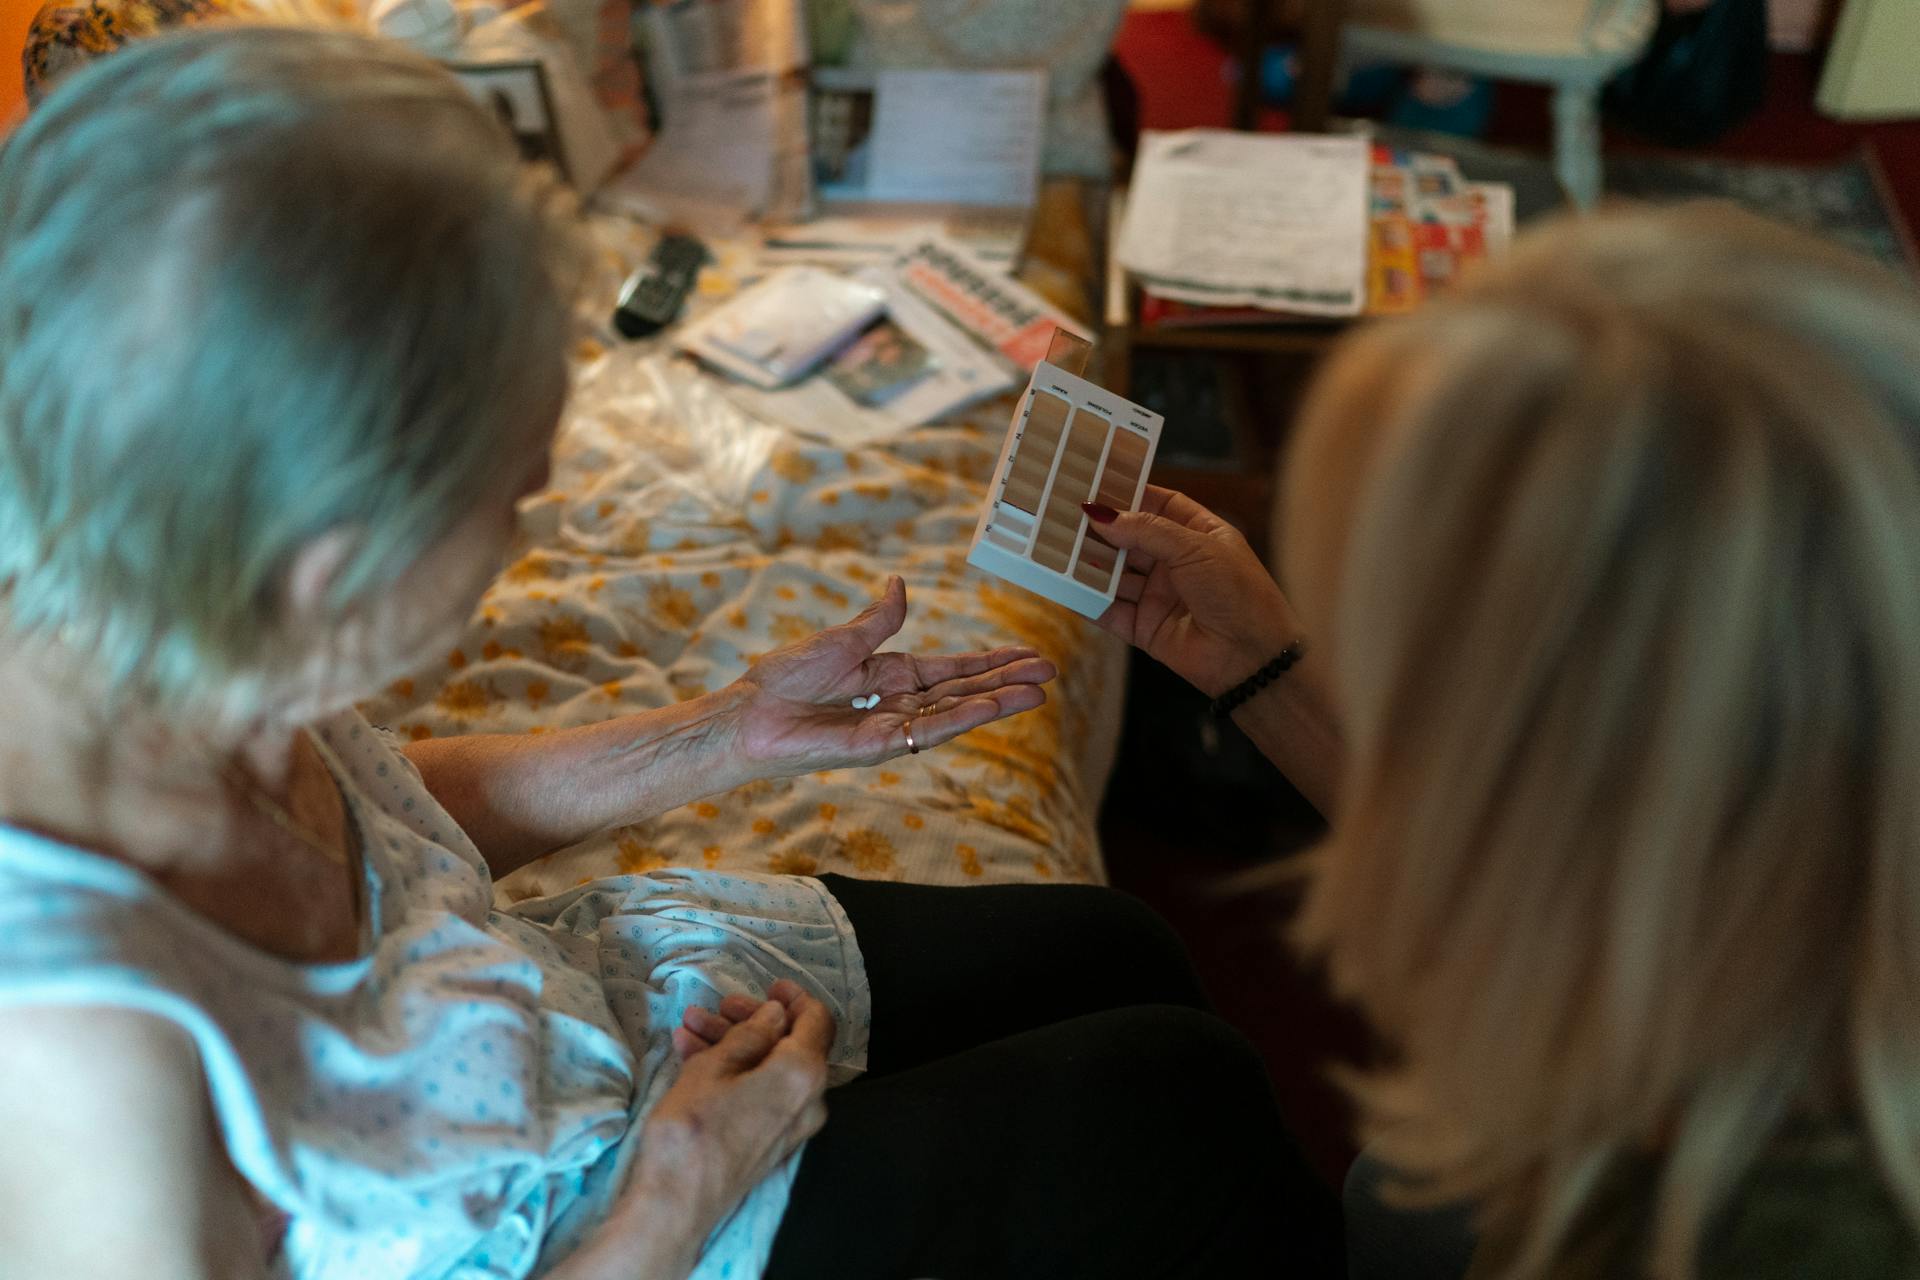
[763,875,1344,1279]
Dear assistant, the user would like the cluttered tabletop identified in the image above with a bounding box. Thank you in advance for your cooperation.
[356,0,1519,891]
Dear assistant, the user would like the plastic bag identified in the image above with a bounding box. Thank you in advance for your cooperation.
[1604,0,1769,147]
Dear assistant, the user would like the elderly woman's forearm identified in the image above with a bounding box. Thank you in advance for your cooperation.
[537,1191,702,1280]
[402,685,758,877]
[538,1186,703,1280]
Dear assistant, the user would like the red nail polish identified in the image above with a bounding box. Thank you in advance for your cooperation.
[1081,502,1118,524]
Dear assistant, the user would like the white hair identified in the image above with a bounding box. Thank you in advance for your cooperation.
[0,24,579,719]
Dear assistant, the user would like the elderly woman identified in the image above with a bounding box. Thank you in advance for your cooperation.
[0,26,1343,1280]
[1093,204,1920,1278]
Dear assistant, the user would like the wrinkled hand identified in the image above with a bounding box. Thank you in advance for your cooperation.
[1085,487,1302,697]
[672,986,794,1061]
[627,983,835,1253]
[732,576,1055,775]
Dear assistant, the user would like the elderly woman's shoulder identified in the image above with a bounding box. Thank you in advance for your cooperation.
[0,1002,260,1272]
[0,1002,200,1107]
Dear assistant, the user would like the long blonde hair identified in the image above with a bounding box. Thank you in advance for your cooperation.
[1283,204,1920,1276]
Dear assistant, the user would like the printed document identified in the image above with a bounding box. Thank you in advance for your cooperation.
[1117,130,1371,316]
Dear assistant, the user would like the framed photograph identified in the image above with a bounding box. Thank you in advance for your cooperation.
[446,60,569,183]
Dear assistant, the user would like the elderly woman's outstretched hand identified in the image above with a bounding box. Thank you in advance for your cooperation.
[732,576,1055,774]
[1083,486,1303,697]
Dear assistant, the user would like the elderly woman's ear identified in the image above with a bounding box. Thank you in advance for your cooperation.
[282,527,363,626]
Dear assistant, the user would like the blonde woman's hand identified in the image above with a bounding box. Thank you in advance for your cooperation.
[1083,486,1302,697]
[732,576,1055,774]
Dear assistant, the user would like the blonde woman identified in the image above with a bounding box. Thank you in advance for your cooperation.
[0,25,1343,1280]
[1090,204,1920,1278]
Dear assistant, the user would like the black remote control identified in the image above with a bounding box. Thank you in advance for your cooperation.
[612,234,708,339]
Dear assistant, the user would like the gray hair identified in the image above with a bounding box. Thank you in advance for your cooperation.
[0,25,579,717]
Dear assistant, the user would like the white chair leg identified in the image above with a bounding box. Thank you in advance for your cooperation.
[1552,81,1604,209]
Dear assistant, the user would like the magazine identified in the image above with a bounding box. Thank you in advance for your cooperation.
[720,262,1017,444]
[824,317,940,407]
[893,239,1093,371]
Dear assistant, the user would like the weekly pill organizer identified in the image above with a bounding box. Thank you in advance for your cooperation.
[967,358,1165,620]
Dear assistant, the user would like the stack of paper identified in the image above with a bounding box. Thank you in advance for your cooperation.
[1116,130,1372,318]
[601,0,812,227]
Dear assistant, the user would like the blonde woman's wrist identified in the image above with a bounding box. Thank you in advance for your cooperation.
[1209,640,1307,718]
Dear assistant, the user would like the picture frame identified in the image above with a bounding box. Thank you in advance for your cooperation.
[446,59,570,184]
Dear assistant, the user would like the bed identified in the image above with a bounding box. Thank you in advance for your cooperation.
[361,215,1128,898]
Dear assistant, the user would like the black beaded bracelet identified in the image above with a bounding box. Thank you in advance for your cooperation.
[1209,642,1305,719]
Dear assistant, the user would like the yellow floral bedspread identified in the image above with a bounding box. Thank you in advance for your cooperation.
[361,341,1126,898]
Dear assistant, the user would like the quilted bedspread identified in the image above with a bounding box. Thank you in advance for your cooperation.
[361,295,1127,898]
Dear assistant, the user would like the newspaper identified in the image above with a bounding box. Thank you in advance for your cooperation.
[720,264,1017,444]
[1117,130,1371,317]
